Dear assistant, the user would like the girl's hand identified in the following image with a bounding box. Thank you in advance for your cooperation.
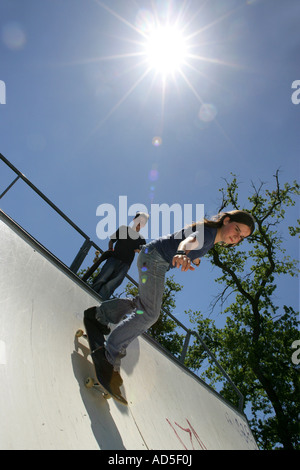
[172,254,195,272]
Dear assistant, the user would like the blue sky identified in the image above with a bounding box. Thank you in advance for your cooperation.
[0,0,299,330]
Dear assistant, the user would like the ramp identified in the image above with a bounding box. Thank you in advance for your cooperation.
[0,210,258,450]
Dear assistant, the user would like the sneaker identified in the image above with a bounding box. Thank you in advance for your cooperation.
[84,307,111,336]
[92,347,124,389]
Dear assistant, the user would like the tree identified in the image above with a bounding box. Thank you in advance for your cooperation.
[185,171,300,450]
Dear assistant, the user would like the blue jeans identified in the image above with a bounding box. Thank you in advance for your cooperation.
[96,244,169,370]
[92,256,130,300]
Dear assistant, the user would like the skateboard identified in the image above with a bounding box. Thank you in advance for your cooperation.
[75,315,127,406]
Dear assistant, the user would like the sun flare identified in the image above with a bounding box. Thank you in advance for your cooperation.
[144,25,188,76]
[86,1,241,128]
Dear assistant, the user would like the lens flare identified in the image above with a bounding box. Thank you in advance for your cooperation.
[149,168,159,182]
[135,9,155,33]
[152,136,162,147]
[198,103,218,122]
[2,22,26,50]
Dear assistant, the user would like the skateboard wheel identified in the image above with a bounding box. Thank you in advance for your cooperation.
[75,329,84,338]
[85,377,95,388]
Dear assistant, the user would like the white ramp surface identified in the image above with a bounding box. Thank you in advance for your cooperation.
[0,213,258,450]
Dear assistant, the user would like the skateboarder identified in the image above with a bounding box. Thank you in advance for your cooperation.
[86,210,255,397]
[92,212,149,300]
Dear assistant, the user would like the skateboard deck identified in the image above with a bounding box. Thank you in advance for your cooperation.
[76,316,127,406]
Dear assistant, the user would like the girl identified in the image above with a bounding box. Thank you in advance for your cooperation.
[85,210,255,398]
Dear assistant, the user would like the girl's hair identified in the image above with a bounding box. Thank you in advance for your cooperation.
[189,210,255,246]
[204,210,255,234]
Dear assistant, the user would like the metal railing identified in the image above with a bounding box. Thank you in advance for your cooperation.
[0,152,244,411]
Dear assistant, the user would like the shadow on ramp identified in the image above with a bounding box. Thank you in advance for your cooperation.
[71,336,126,450]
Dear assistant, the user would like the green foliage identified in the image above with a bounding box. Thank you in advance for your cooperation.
[186,171,300,450]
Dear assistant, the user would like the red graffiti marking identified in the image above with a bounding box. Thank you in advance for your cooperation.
[166,418,207,450]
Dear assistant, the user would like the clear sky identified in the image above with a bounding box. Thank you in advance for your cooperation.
[0,0,299,331]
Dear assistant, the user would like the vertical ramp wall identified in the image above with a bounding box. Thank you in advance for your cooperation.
[0,212,258,450]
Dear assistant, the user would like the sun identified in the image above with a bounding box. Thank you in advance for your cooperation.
[87,1,241,127]
[144,25,188,76]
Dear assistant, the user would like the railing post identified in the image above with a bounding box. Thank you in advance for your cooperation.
[69,239,93,273]
[180,330,191,364]
[0,176,20,199]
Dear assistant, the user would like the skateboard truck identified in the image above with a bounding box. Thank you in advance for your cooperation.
[84,376,111,400]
